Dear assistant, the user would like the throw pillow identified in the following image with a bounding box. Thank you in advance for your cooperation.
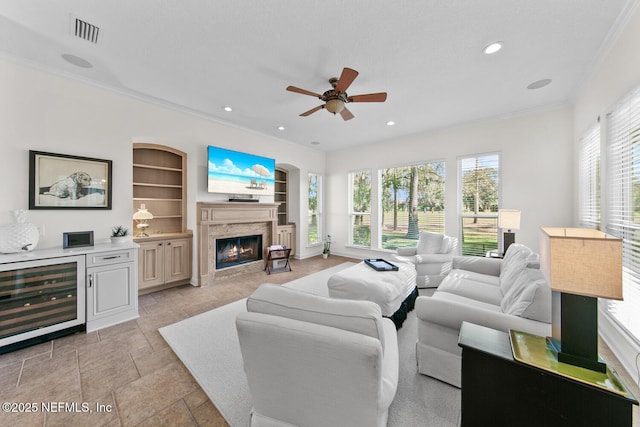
[499,244,533,295]
[417,232,444,254]
[501,268,551,322]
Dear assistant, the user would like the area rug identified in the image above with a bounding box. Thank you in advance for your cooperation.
[159,262,461,426]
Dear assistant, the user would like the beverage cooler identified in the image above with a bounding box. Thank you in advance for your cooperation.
[0,255,86,352]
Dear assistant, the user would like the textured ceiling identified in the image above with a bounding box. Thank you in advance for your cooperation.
[0,0,635,151]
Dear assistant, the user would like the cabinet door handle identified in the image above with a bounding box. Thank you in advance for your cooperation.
[89,274,93,288]
[167,242,171,245]
[102,255,120,260]
[158,243,163,246]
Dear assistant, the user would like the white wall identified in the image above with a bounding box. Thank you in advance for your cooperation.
[0,59,325,275]
[325,106,575,258]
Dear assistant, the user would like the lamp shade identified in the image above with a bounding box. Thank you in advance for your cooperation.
[498,209,521,230]
[133,204,153,220]
[540,227,622,300]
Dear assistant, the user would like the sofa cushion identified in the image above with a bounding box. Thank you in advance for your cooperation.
[499,244,533,295]
[447,269,501,286]
[417,231,444,254]
[437,270,503,306]
[246,283,386,348]
[500,268,551,322]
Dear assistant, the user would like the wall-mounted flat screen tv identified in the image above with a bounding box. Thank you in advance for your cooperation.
[207,146,275,196]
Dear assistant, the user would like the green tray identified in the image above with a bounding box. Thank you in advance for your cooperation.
[510,329,636,400]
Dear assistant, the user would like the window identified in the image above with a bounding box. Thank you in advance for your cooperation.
[578,123,601,229]
[380,161,445,250]
[459,153,500,256]
[308,173,322,245]
[603,85,640,342]
[349,170,371,246]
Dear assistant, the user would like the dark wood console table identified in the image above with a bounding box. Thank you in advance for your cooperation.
[458,322,637,427]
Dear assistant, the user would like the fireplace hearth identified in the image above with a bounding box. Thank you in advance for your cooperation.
[216,235,262,269]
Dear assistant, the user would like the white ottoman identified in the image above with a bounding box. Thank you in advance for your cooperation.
[327,261,418,328]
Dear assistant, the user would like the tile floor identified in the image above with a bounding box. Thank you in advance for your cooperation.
[0,255,639,426]
[0,255,353,426]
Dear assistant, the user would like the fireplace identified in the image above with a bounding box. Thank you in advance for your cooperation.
[216,235,262,269]
[197,202,279,285]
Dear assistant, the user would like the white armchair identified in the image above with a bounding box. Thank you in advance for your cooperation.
[393,231,458,288]
[236,284,398,427]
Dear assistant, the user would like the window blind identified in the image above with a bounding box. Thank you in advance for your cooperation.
[604,85,640,341]
[578,123,601,229]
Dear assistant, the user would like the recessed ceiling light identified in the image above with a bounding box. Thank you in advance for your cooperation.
[483,42,503,55]
[277,126,285,131]
[223,106,233,112]
[527,78,552,90]
[61,53,92,68]
[387,121,395,126]
[311,141,320,146]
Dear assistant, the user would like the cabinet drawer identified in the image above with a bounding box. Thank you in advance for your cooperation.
[87,249,136,267]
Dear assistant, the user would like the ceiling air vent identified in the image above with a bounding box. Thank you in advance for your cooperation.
[71,16,100,44]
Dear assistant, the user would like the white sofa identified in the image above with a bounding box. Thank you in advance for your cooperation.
[236,283,398,427]
[394,231,458,288]
[415,244,552,387]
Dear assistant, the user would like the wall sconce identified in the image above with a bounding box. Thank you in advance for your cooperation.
[540,227,622,372]
[133,204,154,237]
[498,209,521,253]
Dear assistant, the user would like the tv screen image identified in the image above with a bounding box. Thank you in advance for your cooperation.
[207,146,275,196]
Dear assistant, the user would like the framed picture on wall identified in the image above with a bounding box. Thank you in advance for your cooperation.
[28,150,113,209]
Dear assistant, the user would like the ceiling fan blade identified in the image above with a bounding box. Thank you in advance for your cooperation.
[300,105,325,116]
[334,67,359,94]
[287,85,322,98]
[347,92,388,103]
[340,106,354,121]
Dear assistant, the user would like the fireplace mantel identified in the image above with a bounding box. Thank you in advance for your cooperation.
[197,202,279,285]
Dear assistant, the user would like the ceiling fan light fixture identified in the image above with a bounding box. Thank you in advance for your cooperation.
[325,98,345,114]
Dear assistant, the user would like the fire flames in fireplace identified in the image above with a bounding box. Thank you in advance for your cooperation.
[216,235,262,269]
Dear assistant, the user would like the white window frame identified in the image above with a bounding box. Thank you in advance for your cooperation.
[348,169,372,247]
[602,84,640,345]
[457,152,501,256]
[307,172,322,246]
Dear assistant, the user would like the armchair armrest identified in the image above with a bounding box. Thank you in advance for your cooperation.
[451,256,502,277]
[396,247,417,256]
[414,254,454,264]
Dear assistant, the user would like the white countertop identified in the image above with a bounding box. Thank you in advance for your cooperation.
[0,240,139,264]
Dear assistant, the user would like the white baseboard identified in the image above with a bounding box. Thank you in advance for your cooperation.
[599,308,640,386]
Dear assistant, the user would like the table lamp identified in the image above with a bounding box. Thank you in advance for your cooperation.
[540,227,622,372]
[498,209,521,253]
[133,204,154,237]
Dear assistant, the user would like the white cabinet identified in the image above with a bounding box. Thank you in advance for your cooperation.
[137,235,192,293]
[86,248,138,332]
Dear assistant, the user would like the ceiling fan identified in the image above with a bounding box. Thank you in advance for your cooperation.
[286,67,387,121]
